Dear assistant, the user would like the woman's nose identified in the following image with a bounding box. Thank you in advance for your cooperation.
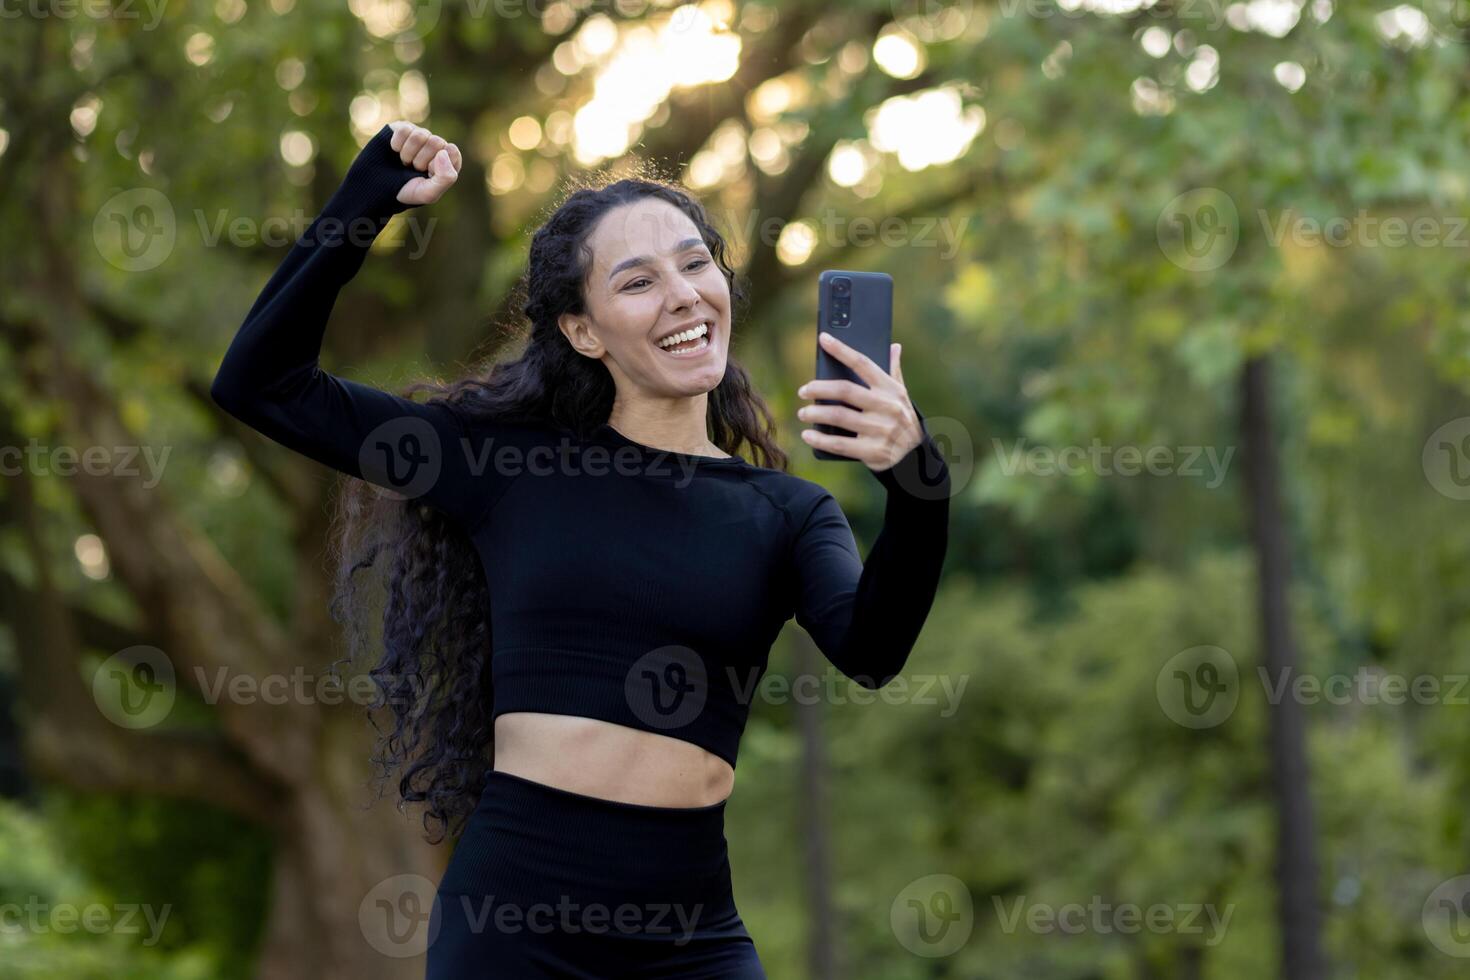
[665,276,700,311]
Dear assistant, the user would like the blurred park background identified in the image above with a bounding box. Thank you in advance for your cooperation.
[4,0,1470,977]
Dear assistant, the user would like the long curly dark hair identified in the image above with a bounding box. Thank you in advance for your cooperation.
[328,174,789,843]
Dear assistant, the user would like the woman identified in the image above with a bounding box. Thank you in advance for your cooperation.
[211,120,950,978]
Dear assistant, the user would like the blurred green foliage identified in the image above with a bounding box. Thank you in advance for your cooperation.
[0,793,270,979]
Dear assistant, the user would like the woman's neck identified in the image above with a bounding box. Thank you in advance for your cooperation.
[606,396,727,458]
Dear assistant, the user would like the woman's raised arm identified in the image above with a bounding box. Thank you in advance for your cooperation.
[210,122,501,532]
[790,406,951,688]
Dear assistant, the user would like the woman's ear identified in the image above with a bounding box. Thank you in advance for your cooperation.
[558,311,602,358]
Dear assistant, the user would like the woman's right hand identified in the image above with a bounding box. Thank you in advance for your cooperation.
[387,121,461,207]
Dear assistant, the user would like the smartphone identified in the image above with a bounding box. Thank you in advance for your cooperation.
[813,269,893,460]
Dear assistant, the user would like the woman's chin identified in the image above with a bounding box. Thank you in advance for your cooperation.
[657,353,726,391]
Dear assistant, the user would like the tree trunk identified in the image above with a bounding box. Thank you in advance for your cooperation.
[1,11,950,977]
[254,714,444,980]
[1239,355,1327,980]
[0,424,448,980]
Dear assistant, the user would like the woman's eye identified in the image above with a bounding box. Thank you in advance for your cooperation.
[623,278,651,290]
[686,258,709,271]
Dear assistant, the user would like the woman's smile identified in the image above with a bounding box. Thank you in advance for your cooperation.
[653,319,714,357]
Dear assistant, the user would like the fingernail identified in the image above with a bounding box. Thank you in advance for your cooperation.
[798,385,809,396]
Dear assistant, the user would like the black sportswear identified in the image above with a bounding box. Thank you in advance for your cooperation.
[210,122,952,768]
[427,770,767,978]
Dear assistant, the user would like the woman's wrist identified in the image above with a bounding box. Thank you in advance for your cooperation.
[872,405,951,502]
[288,124,428,262]
[329,123,429,222]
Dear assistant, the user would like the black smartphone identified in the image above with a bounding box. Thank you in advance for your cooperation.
[813,269,893,460]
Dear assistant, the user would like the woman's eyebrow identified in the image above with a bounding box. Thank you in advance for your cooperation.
[607,237,707,282]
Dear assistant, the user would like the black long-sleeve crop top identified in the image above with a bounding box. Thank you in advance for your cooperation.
[210,123,952,767]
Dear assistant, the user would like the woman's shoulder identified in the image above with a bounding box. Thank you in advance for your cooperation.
[734,464,837,525]
[441,403,562,440]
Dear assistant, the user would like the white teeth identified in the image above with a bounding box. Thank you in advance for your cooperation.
[656,321,710,349]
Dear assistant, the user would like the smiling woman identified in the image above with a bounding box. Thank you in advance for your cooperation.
[210,119,950,978]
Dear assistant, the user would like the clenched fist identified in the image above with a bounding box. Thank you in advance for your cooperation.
[387,121,461,207]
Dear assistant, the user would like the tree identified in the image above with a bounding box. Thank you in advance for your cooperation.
[0,3,967,974]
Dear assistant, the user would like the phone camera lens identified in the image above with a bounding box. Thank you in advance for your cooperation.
[832,277,851,296]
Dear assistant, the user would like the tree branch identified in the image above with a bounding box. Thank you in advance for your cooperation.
[1,310,319,787]
[24,719,284,826]
[0,462,283,826]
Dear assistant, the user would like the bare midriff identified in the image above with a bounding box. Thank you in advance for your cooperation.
[493,712,735,808]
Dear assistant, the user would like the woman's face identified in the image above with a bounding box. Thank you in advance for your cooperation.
[560,196,731,397]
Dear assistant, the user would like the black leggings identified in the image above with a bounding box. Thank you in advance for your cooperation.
[425,769,767,979]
